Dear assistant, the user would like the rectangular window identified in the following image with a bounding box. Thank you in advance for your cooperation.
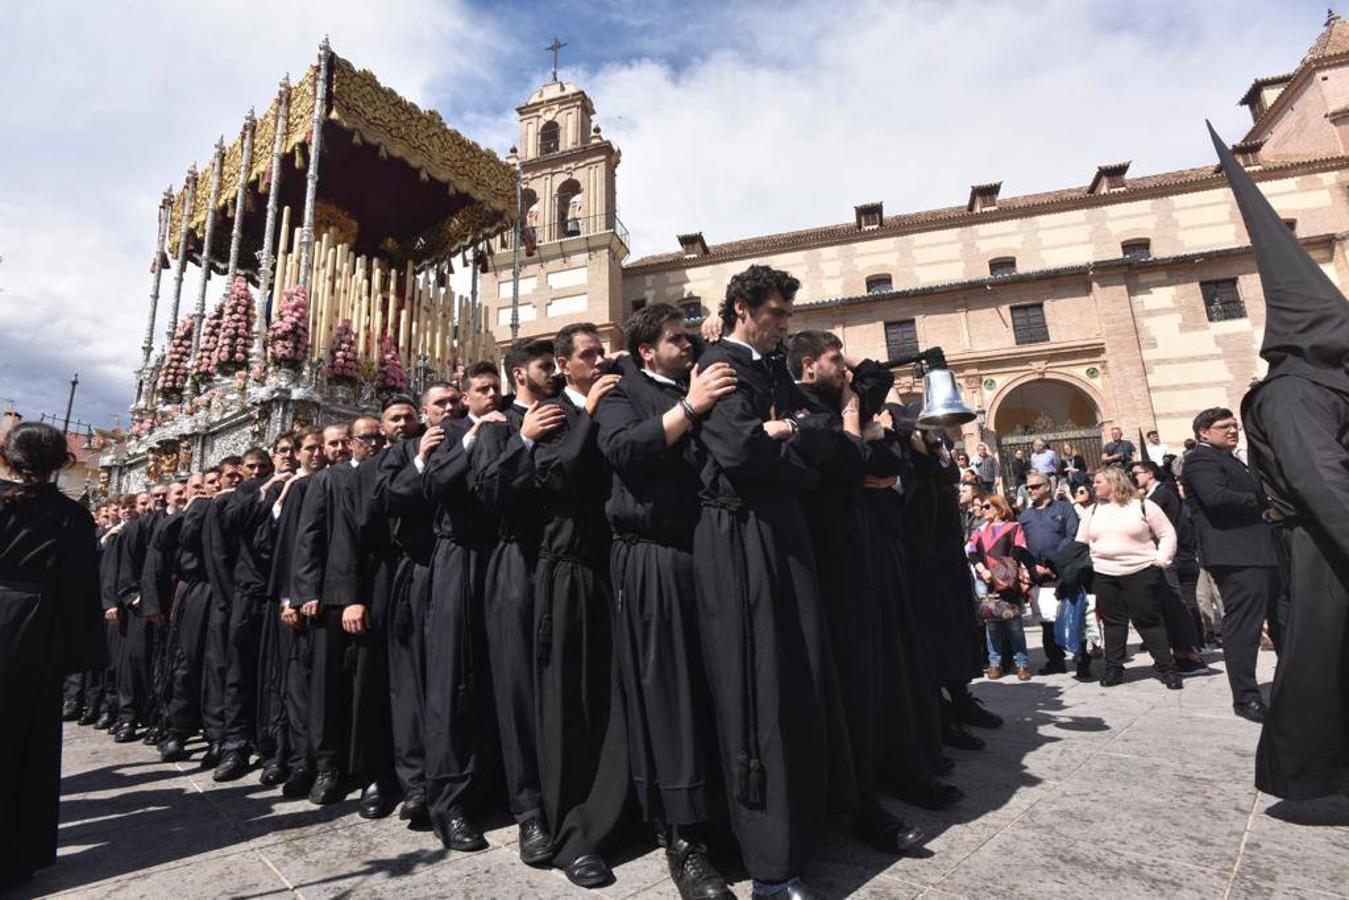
[884,319,919,359]
[1201,279,1246,322]
[1011,303,1050,345]
[681,300,705,323]
[989,258,1017,278]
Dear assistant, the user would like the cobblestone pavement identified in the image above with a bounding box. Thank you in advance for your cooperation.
[18,635,1349,899]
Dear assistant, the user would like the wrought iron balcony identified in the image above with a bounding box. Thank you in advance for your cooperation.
[501,210,630,254]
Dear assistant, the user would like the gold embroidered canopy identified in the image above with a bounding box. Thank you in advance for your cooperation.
[167,52,517,268]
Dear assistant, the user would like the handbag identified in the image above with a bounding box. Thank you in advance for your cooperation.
[1054,590,1087,651]
[978,596,1019,621]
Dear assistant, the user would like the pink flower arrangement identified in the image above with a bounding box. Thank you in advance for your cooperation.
[193,301,224,384]
[130,417,155,436]
[374,336,408,395]
[155,318,195,401]
[325,319,361,385]
[266,284,310,369]
[214,276,254,375]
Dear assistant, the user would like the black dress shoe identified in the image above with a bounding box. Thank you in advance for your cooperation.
[113,724,137,743]
[399,788,428,822]
[282,766,316,798]
[62,699,82,721]
[667,838,733,900]
[1162,672,1184,691]
[1038,659,1067,676]
[751,880,822,900]
[1074,660,1094,681]
[141,726,162,746]
[78,708,99,726]
[95,711,116,730]
[438,816,488,852]
[308,769,345,805]
[933,755,956,774]
[942,723,985,751]
[259,757,288,786]
[954,694,1004,729]
[1100,668,1124,688]
[518,816,554,866]
[1234,700,1268,723]
[562,854,613,889]
[199,742,222,769]
[854,806,926,854]
[213,750,251,782]
[359,780,398,819]
[160,736,189,762]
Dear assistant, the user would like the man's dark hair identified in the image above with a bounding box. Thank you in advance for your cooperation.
[719,264,801,331]
[1192,407,1234,438]
[1146,430,1159,439]
[200,465,220,476]
[786,330,843,380]
[272,430,296,452]
[218,455,244,468]
[242,447,269,464]
[1183,438,1197,450]
[503,340,554,378]
[461,361,500,388]
[294,426,323,445]
[0,422,71,484]
[381,394,417,412]
[420,381,457,405]
[555,323,600,360]
[1132,459,1160,478]
[625,303,685,357]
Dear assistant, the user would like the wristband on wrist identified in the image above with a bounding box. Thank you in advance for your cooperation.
[678,398,699,422]
[785,416,801,433]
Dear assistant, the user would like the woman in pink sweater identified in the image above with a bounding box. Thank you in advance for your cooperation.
[1076,466,1183,689]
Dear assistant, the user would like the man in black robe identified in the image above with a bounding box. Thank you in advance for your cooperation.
[111,484,167,742]
[595,303,739,900]
[199,456,246,768]
[420,363,509,850]
[212,446,283,781]
[138,479,188,748]
[65,503,118,724]
[531,323,630,887]
[292,421,359,805]
[251,433,298,784]
[263,428,326,795]
[693,265,856,900]
[1209,124,1349,799]
[374,382,461,826]
[788,330,929,854]
[95,494,142,730]
[474,340,567,865]
[160,469,221,762]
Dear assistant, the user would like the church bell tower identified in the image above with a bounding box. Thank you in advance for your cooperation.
[484,47,626,348]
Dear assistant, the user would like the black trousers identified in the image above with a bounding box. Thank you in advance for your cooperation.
[1095,567,1175,675]
[1208,565,1279,706]
[1159,566,1201,653]
[116,610,160,727]
[222,595,265,753]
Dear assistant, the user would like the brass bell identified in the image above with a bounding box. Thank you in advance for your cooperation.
[917,368,977,429]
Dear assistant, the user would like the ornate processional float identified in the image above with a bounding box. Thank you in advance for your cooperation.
[98,39,518,497]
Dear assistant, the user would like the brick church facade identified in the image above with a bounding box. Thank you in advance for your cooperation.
[484,15,1349,460]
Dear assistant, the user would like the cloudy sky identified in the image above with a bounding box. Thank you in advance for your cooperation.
[0,0,1330,429]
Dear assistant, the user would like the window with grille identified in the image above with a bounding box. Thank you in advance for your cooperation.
[1122,239,1151,260]
[681,299,704,323]
[631,297,647,311]
[989,257,1017,278]
[1201,279,1246,322]
[866,274,894,294]
[539,121,560,155]
[884,319,919,358]
[1011,303,1049,344]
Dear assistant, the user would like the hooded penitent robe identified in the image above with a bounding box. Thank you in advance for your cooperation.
[1209,123,1349,799]
[0,482,104,879]
[691,341,856,883]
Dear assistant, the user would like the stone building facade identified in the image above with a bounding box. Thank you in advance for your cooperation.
[487,15,1349,459]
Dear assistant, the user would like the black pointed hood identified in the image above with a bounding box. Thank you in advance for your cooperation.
[1208,121,1349,394]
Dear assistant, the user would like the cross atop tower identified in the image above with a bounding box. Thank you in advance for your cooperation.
[547,37,567,83]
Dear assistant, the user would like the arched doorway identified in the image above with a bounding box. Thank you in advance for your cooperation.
[990,375,1105,473]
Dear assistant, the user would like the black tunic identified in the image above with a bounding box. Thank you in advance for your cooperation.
[265,475,315,771]
[112,511,161,727]
[533,390,629,866]
[473,405,547,823]
[164,499,220,740]
[218,481,277,753]
[0,482,104,878]
[692,341,856,882]
[594,364,717,826]
[141,510,183,730]
[200,493,240,744]
[421,416,498,833]
[1244,377,1349,799]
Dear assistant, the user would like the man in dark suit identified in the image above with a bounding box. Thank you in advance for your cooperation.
[1181,407,1280,722]
[1134,459,1204,667]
